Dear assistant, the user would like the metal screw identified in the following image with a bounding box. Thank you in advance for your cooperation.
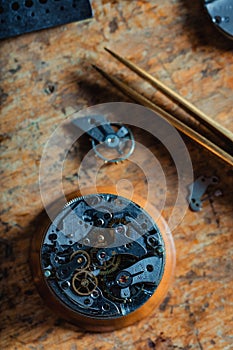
[115,224,126,234]
[84,238,90,245]
[156,246,164,255]
[98,235,105,242]
[96,218,104,227]
[44,270,51,278]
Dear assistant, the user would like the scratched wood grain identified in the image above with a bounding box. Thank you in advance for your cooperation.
[0,0,233,349]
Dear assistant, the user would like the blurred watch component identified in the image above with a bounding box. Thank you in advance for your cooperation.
[204,0,233,39]
[188,175,219,211]
[31,192,175,331]
[0,0,93,40]
[72,115,135,163]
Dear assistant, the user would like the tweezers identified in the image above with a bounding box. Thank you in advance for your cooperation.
[93,48,233,167]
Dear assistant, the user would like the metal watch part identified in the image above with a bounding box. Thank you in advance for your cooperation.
[0,0,93,40]
[31,191,175,330]
[188,175,219,211]
[204,0,233,40]
[72,115,135,163]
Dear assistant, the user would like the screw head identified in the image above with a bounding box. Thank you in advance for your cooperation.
[44,270,51,278]
[98,235,105,242]
[156,246,164,255]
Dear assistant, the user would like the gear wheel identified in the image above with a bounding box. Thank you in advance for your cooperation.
[108,217,128,228]
[90,248,121,275]
[70,250,91,270]
[72,270,98,296]
[99,255,121,275]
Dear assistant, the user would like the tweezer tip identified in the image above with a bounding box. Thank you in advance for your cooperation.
[92,64,100,71]
[92,64,107,76]
[104,47,116,55]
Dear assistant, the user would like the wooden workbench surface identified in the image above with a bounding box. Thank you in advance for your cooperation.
[1,1,233,349]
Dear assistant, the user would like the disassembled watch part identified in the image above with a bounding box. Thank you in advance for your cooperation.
[188,175,219,211]
[31,191,175,331]
[204,0,233,40]
[72,115,135,163]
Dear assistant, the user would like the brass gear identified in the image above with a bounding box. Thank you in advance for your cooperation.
[99,254,121,275]
[70,250,91,270]
[108,217,128,228]
[90,248,121,276]
[72,270,98,296]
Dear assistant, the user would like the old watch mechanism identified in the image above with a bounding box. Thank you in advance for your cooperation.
[72,115,135,163]
[31,193,173,331]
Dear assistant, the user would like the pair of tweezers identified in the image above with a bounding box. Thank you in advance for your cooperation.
[93,48,233,167]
